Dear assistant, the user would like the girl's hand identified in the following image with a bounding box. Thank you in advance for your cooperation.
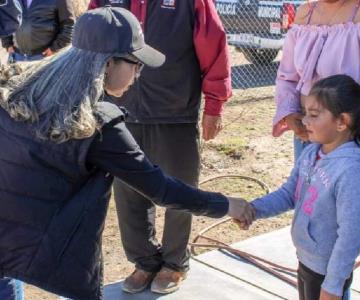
[319,289,341,300]
[284,112,309,141]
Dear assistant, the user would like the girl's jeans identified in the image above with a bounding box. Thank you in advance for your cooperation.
[298,262,352,300]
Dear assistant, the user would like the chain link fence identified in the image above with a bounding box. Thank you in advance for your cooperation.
[215,0,302,100]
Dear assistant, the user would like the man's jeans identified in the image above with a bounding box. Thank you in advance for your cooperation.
[9,52,44,63]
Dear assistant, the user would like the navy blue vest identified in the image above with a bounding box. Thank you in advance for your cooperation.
[0,102,124,300]
[99,0,202,124]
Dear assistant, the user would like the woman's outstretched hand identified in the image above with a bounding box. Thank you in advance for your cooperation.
[227,197,256,230]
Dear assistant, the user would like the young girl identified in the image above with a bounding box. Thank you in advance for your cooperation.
[250,74,360,300]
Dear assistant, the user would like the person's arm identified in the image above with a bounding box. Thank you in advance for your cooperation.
[87,120,229,218]
[193,0,232,141]
[320,166,360,297]
[250,160,300,218]
[47,0,75,53]
[272,27,302,138]
[0,0,22,37]
[272,3,315,139]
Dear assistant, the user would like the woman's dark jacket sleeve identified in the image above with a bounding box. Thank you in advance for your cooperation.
[87,120,228,218]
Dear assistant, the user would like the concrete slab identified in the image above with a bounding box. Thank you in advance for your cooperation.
[198,227,298,299]
[104,226,360,299]
[198,226,360,299]
[104,259,279,300]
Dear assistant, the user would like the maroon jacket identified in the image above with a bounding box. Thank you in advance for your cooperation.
[89,0,232,122]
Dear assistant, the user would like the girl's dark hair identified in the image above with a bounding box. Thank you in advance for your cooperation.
[309,74,360,144]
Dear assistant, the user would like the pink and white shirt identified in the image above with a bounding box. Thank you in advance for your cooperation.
[273,1,360,136]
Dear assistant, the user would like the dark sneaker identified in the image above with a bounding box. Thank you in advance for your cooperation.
[122,269,156,294]
[150,267,187,294]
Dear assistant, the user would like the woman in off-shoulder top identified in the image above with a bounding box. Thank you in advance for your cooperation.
[273,0,360,159]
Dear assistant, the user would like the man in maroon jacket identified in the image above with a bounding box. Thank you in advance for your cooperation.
[88,0,232,294]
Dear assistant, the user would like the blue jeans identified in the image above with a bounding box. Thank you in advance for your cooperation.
[294,136,310,162]
[0,278,24,300]
[344,288,351,300]
[9,52,44,63]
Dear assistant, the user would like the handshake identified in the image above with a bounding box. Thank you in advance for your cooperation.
[227,197,256,230]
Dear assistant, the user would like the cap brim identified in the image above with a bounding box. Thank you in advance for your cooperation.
[132,45,165,68]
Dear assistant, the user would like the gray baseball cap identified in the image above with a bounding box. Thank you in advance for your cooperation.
[72,6,165,67]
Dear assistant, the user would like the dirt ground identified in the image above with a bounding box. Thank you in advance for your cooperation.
[0,46,295,298]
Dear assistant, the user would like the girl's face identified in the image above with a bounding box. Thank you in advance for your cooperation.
[104,57,142,98]
[302,95,352,153]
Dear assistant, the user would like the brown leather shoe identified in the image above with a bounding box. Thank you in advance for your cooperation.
[150,267,187,294]
[122,269,156,294]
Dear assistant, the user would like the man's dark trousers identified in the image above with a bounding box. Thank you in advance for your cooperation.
[114,123,200,272]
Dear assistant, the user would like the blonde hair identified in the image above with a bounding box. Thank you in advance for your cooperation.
[0,48,112,143]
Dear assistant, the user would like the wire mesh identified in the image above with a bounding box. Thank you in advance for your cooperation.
[215,0,302,99]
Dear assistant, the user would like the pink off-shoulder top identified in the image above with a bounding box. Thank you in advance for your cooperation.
[273,1,360,137]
